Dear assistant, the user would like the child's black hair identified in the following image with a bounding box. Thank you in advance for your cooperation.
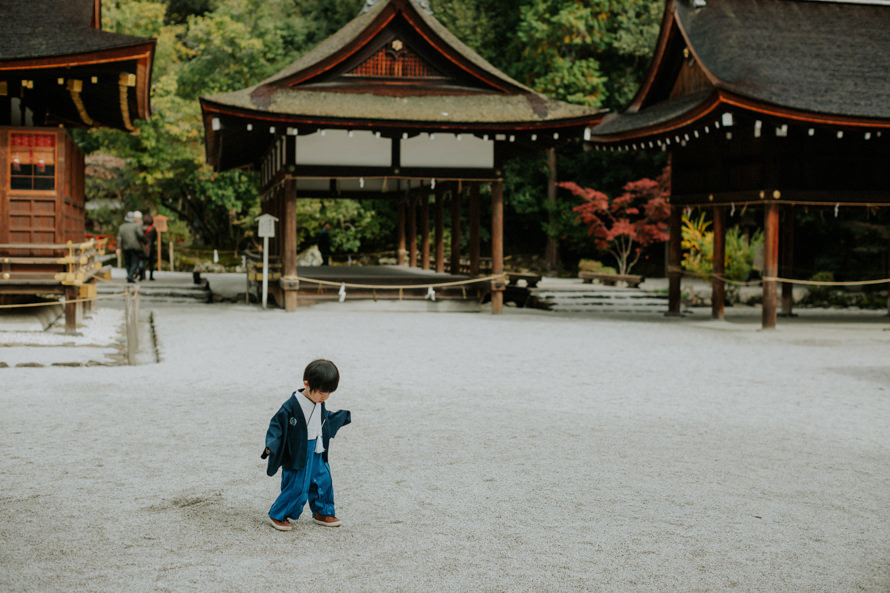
[303,359,340,392]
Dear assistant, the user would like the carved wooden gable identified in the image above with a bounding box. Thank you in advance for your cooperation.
[349,38,442,79]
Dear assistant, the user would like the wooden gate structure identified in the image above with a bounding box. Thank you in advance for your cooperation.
[200,0,604,313]
[0,0,155,329]
[585,0,890,328]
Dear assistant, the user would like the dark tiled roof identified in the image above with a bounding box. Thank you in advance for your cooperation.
[591,90,712,136]
[677,0,890,120]
[0,0,150,61]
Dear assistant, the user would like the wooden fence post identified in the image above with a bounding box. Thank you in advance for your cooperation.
[125,285,139,365]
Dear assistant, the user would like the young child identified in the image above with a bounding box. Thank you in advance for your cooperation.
[262,359,351,531]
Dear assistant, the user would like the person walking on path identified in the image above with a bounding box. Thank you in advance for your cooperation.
[140,214,158,281]
[317,222,332,266]
[262,359,351,531]
[116,211,146,283]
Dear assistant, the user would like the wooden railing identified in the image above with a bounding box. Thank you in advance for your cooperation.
[0,238,111,331]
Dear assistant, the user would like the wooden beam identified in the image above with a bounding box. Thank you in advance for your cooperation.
[491,180,504,314]
[762,203,780,329]
[668,205,682,315]
[285,164,499,180]
[669,189,890,207]
[711,206,726,320]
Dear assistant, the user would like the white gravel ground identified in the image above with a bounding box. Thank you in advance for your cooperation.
[1,298,889,593]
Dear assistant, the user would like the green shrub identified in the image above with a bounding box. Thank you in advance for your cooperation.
[681,213,764,282]
[578,259,603,272]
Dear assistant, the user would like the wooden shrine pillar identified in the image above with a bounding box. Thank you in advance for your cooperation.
[65,285,78,333]
[407,192,417,268]
[281,178,299,311]
[397,195,407,266]
[469,183,481,276]
[667,205,683,315]
[545,147,559,271]
[435,185,445,273]
[491,180,505,314]
[450,184,461,273]
[420,191,431,270]
[711,205,727,320]
[780,206,795,316]
[762,203,780,329]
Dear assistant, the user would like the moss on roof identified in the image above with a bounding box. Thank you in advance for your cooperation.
[680,0,890,119]
[0,0,151,62]
[206,87,597,124]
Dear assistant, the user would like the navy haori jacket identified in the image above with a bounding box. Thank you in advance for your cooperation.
[263,392,351,477]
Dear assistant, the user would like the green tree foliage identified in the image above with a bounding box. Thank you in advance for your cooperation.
[297,199,391,257]
[487,0,664,268]
[507,0,662,110]
[680,212,764,283]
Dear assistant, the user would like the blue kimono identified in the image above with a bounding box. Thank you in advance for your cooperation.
[263,392,351,522]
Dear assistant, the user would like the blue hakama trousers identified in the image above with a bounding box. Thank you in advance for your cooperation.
[269,440,335,521]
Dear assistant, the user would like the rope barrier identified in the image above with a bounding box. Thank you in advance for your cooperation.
[679,270,890,288]
[763,276,890,287]
[702,273,763,287]
[290,273,505,291]
[0,291,128,310]
[176,248,240,255]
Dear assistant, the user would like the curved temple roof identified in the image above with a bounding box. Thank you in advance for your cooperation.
[201,0,604,171]
[589,0,890,142]
[0,0,155,130]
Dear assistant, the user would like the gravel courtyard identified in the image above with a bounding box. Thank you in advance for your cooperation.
[1,300,889,592]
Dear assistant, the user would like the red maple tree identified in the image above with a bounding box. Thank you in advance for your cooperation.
[558,166,671,275]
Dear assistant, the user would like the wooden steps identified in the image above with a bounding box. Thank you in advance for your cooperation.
[530,284,668,313]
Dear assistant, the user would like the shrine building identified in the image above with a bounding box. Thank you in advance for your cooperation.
[200,0,605,313]
[584,0,890,328]
[0,0,155,329]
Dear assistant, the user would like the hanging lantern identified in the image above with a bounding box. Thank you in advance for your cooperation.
[11,156,21,172]
[36,159,46,173]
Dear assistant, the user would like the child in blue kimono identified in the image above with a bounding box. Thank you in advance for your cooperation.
[262,359,351,531]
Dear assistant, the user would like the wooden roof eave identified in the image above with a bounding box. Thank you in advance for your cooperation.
[0,40,155,75]
[589,88,890,145]
[201,98,604,136]
[0,39,156,123]
[717,92,890,131]
[588,90,721,143]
